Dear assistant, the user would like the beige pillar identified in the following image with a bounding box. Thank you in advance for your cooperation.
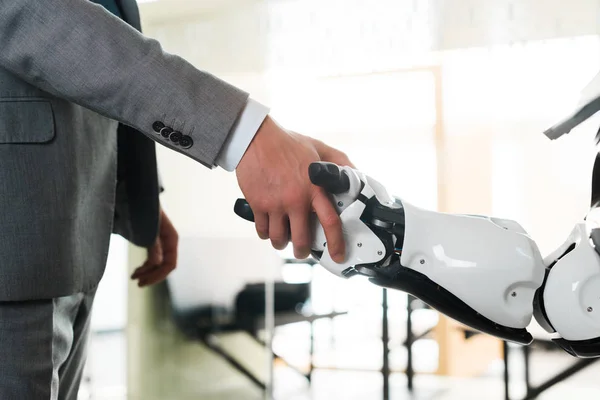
[432,68,503,376]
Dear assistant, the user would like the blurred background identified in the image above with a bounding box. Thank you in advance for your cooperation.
[83,0,600,399]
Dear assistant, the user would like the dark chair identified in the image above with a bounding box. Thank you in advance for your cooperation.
[168,279,345,391]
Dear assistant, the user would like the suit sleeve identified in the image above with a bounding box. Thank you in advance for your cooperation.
[0,0,249,168]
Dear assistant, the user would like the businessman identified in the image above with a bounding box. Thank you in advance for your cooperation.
[0,0,352,398]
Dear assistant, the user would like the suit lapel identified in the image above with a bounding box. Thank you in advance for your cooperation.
[117,0,142,31]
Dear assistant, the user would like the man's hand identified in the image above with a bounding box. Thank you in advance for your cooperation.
[131,208,179,287]
[236,116,354,262]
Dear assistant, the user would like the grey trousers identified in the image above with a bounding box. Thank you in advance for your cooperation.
[0,289,97,400]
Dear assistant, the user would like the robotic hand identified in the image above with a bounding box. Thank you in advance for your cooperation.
[234,161,600,357]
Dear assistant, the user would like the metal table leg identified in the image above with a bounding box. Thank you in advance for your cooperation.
[201,334,266,391]
[524,358,597,399]
[382,288,390,400]
[406,294,414,391]
[504,341,510,400]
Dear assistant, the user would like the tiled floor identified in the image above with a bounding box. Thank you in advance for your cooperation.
[79,331,600,400]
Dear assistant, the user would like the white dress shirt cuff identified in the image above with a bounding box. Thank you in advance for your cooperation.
[216,98,270,172]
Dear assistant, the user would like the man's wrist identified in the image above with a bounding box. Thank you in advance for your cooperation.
[215,98,270,171]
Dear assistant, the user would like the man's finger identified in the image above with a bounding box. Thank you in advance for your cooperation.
[161,244,178,271]
[269,213,289,250]
[161,230,178,268]
[138,266,173,287]
[131,261,158,279]
[323,148,355,168]
[289,208,311,259]
[309,137,355,168]
[312,191,345,263]
[254,212,269,240]
[138,241,178,287]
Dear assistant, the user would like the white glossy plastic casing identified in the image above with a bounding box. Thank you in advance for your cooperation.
[400,200,546,329]
[543,222,600,341]
[313,168,389,277]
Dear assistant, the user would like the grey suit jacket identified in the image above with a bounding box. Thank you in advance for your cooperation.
[0,0,248,301]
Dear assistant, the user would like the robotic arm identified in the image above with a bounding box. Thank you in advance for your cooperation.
[306,162,548,348]
[235,162,600,357]
[233,76,600,357]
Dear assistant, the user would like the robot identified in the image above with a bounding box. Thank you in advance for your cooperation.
[234,75,600,358]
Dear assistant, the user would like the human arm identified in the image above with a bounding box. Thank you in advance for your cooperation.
[131,207,178,287]
[0,0,355,261]
[0,0,247,167]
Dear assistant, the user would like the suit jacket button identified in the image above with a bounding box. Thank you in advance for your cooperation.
[160,127,173,138]
[169,131,183,144]
[179,135,193,149]
[152,121,165,132]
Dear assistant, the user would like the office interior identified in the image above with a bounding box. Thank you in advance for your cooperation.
[82,0,600,399]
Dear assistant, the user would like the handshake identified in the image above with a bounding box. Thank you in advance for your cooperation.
[235,154,600,358]
[233,116,355,263]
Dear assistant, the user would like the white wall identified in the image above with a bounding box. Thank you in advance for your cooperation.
[433,0,600,50]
